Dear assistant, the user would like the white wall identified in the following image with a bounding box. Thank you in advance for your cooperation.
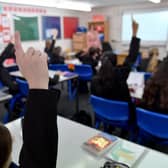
[0,2,91,52]
[90,1,168,59]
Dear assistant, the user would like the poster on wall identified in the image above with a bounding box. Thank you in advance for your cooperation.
[14,16,39,41]
[42,16,61,40]
[0,14,11,44]
[63,17,78,39]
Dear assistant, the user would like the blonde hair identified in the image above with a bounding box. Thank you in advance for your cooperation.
[147,48,159,72]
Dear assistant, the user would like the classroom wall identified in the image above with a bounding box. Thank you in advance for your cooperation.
[90,1,168,59]
[0,2,91,52]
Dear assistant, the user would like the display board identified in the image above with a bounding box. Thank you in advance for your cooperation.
[14,16,39,41]
[122,10,168,42]
[64,17,78,38]
[42,16,61,39]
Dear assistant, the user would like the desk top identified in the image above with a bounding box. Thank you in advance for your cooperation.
[6,116,168,168]
[64,58,82,65]
[10,70,78,83]
[0,91,12,102]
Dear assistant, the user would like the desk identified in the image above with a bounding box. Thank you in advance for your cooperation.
[10,70,79,113]
[6,116,168,168]
[0,91,12,102]
[65,58,82,65]
[10,70,78,83]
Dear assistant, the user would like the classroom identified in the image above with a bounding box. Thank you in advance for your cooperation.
[0,0,168,168]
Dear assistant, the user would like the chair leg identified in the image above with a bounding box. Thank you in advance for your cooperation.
[95,120,100,129]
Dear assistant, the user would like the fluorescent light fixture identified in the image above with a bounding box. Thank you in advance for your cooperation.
[0,0,57,8]
[0,0,92,12]
[56,1,92,12]
[148,0,161,3]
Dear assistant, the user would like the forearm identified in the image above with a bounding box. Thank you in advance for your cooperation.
[124,37,141,66]
[19,89,59,168]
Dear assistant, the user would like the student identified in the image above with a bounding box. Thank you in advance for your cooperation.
[91,19,140,102]
[0,32,59,168]
[44,29,58,59]
[90,20,140,127]
[77,47,101,75]
[141,56,168,114]
[86,25,102,50]
[0,42,19,95]
[139,48,159,72]
[49,46,65,64]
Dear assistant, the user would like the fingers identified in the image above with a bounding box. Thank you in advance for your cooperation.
[34,50,42,57]
[26,47,35,57]
[15,31,24,61]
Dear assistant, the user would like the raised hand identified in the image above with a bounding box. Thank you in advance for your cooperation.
[15,31,49,89]
[52,29,58,40]
[132,19,139,37]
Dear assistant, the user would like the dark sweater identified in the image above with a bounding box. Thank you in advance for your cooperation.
[19,89,59,168]
[44,39,56,59]
[91,37,140,102]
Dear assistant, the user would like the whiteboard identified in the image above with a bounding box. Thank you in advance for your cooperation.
[122,11,168,42]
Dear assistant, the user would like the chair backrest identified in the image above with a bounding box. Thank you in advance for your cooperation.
[48,64,68,71]
[90,95,129,121]
[136,108,168,139]
[74,65,93,80]
[16,78,29,97]
[0,81,4,89]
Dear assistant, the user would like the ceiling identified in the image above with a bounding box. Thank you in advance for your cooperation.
[68,0,167,7]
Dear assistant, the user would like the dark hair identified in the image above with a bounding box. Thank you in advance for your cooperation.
[102,51,117,66]
[52,47,62,56]
[88,47,99,57]
[98,58,116,82]
[0,123,12,168]
[142,59,168,111]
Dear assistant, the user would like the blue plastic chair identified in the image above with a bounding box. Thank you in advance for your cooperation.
[74,65,93,81]
[49,63,77,100]
[3,79,29,123]
[136,108,168,145]
[9,79,28,118]
[90,95,129,130]
[48,64,69,71]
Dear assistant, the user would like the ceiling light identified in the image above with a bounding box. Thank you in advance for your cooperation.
[0,0,57,8]
[56,1,92,12]
[0,0,92,12]
[148,0,161,3]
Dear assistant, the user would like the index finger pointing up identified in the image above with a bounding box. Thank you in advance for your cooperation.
[14,31,24,60]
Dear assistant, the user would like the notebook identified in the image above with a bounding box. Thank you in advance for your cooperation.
[82,133,118,157]
[105,141,147,167]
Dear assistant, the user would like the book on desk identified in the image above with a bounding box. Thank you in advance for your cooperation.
[105,141,147,167]
[82,133,118,157]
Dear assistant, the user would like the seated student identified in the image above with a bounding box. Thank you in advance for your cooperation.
[77,47,101,75]
[44,29,58,59]
[0,32,59,168]
[49,46,65,64]
[141,56,168,114]
[91,19,140,101]
[91,20,140,125]
[0,41,19,95]
[86,25,102,50]
[139,48,159,72]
